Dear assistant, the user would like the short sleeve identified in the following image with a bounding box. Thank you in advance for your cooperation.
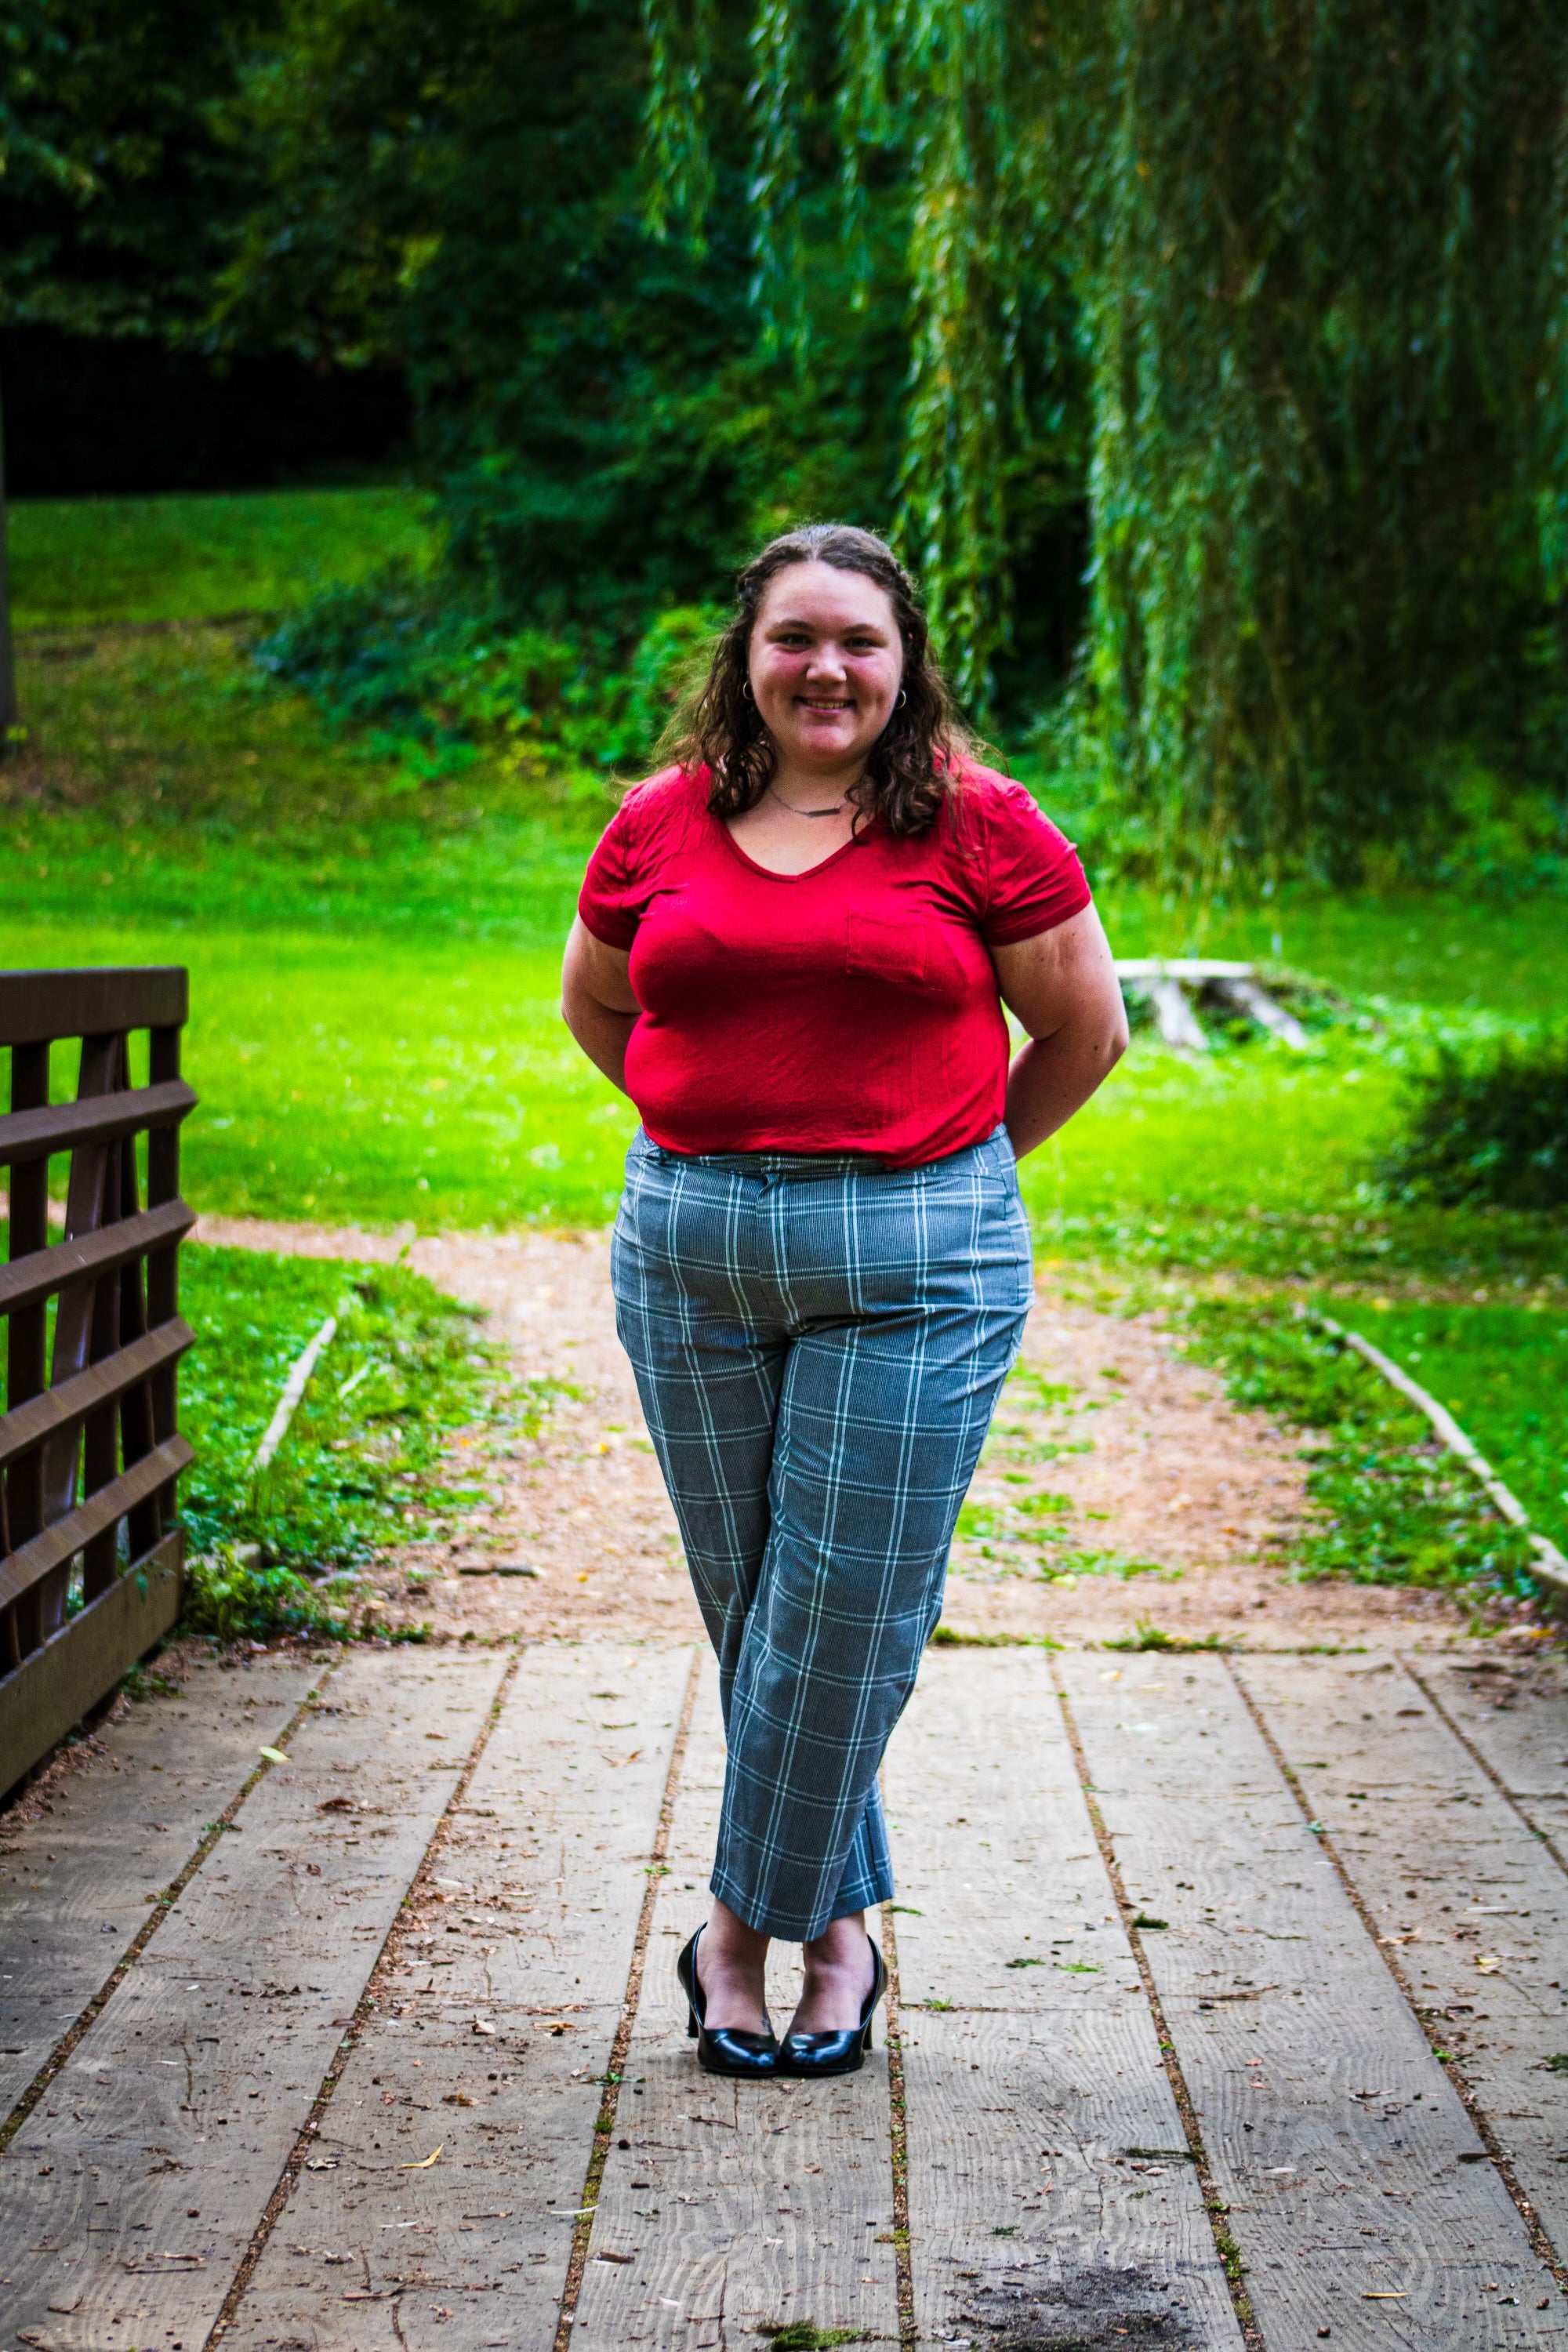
[973,775,1093,945]
[577,801,643,949]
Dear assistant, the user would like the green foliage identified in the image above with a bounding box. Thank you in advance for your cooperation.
[928,1625,1061,1648]
[1178,1301,1541,1606]
[1380,1035,1568,1211]
[218,0,913,640]
[13,3,1568,887]
[658,2,1568,873]
[255,573,720,779]
[956,1494,1171,1587]
[0,0,273,337]
[754,2327,862,2350]
[1102,1621,1229,1653]
[181,1539,341,1642]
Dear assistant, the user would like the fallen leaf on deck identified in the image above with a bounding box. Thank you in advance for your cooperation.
[401,2144,444,2169]
[259,1746,289,1763]
[596,2251,634,2263]
[1475,1955,1502,1974]
[319,1796,357,1813]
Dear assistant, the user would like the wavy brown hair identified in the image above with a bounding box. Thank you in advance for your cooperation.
[668,524,972,837]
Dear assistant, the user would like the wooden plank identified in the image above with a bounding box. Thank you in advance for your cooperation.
[0,1639,325,2116]
[884,1650,1244,2349]
[0,1648,506,2352]
[0,1079,196,1171]
[0,1531,184,1801]
[0,1319,193,1473]
[0,967,187,1047]
[572,1655,900,2350]
[0,1435,193,1613]
[1238,1650,1568,2262]
[1413,1654,1568,1846]
[221,1641,696,2352]
[1058,1655,1564,2347]
[0,1200,194,1321]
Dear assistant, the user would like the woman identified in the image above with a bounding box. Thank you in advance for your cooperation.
[561,524,1127,2078]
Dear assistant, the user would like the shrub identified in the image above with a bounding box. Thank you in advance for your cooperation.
[255,571,721,785]
[1379,1034,1568,1210]
[181,1541,349,1643]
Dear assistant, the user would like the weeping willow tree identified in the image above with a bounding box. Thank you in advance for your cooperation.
[644,0,1568,883]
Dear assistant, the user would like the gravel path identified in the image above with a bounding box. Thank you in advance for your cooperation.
[195,1215,1476,1650]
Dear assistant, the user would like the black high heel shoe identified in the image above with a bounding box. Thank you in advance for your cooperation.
[779,1934,887,2078]
[677,1927,779,2078]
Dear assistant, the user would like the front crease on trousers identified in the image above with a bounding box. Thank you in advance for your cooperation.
[610,1123,1033,1941]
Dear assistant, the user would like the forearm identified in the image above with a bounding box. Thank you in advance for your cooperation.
[1004,1026,1123,1158]
[561,918,640,1092]
[563,997,638,1093]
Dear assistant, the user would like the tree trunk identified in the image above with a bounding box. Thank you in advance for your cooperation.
[0,373,16,749]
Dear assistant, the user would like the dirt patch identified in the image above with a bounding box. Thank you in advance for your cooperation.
[193,1217,1482,1651]
[940,2255,1207,2348]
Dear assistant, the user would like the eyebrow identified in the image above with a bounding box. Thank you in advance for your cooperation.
[764,612,891,634]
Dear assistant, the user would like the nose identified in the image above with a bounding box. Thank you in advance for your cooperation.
[804,641,849,684]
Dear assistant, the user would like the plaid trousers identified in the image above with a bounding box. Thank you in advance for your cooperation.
[611,1124,1033,1940]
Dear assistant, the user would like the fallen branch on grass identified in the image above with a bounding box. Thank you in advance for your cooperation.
[1308,1308,1568,1602]
[252,1312,339,1475]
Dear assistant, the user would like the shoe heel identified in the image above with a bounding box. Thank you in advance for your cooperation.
[687,2013,699,2039]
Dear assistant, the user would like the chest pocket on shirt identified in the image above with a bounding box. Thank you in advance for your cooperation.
[845,907,929,988]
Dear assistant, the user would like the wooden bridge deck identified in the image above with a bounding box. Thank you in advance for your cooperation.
[2,1639,1566,2351]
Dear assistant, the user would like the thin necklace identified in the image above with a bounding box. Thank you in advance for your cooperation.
[766,781,852,819]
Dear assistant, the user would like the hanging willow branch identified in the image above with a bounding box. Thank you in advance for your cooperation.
[644,0,1568,878]
[747,0,807,361]
[641,0,717,242]
[895,0,1014,709]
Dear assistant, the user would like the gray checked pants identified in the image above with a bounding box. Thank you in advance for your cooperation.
[611,1124,1033,1940]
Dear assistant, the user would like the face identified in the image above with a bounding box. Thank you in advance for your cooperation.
[747,561,904,775]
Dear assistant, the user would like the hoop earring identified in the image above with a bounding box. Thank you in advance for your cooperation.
[742,681,753,702]
[897,689,907,709]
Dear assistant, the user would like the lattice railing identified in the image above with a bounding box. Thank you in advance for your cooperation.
[0,967,196,1795]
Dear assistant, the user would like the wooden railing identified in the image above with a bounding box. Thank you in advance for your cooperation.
[0,967,196,1795]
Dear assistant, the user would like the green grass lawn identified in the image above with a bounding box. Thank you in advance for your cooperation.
[2,486,1564,1600]
[180,1242,517,1576]
[9,486,437,629]
[1323,1298,1568,1559]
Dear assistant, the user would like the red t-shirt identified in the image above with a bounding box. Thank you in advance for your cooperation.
[576,760,1091,1165]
